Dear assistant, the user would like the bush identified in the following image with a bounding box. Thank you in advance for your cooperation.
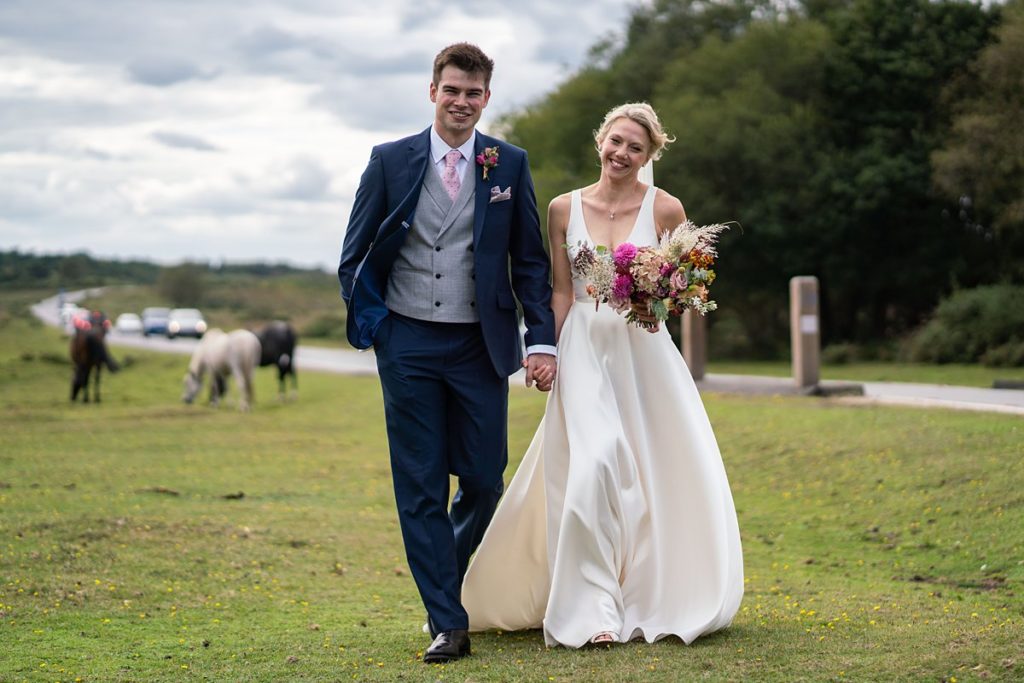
[821,343,861,365]
[303,313,345,340]
[158,263,206,307]
[709,309,767,360]
[906,285,1024,366]
[981,342,1024,368]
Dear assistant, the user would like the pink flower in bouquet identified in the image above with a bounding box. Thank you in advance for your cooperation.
[613,243,638,271]
[670,268,688,291]
[612,272,633,299]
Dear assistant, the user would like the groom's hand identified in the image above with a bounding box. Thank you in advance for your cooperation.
[524,354,557,392]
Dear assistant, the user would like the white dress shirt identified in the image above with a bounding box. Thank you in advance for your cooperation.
[429,126,475,185]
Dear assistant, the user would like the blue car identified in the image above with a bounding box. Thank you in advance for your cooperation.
[141,307,170,336]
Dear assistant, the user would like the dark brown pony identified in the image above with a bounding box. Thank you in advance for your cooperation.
[255,321,297,399]
[70,311,119,402]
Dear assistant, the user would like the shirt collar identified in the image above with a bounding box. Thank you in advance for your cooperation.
[430,126,476,166]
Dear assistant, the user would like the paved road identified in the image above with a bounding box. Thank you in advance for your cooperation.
[107,331,380,376]
[696,373,1024,416]
[33,292,1024,415]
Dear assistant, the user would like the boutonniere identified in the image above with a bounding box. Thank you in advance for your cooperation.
[476,146,499,180]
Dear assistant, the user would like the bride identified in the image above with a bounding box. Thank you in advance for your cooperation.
[461,102,744,647]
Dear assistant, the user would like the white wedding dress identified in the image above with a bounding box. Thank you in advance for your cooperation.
[461,186,743,648]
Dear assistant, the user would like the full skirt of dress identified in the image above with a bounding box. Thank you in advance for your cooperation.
[461,300,744,648]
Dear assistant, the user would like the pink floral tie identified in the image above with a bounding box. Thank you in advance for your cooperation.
[442,149,462,201]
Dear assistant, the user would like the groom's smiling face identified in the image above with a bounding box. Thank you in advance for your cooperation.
[430,65,490,148]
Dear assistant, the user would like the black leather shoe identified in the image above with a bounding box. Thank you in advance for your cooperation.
[423,629,471,663]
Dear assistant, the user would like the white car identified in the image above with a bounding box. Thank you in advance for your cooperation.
[167,308,208,338]
[114,313,143,334]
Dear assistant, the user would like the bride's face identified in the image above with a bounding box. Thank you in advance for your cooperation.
[598,118,651,180]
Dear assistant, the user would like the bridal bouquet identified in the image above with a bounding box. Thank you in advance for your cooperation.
[569,220,729,328]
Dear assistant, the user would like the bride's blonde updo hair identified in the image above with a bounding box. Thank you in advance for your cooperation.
[593,102,675,162]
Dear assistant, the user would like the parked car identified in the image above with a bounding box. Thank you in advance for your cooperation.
[141,307,171,336]
[167,308,207,339]
[114,312,143,334]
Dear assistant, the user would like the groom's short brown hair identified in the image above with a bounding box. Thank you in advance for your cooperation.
[433,43,494,89]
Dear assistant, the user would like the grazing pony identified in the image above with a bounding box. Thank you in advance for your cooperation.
[255,321,297,399]
[182,329,261,411]
[70,310,119,403]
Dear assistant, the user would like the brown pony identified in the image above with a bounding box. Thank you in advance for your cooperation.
[70,310,119,402]
[255,321,297,400]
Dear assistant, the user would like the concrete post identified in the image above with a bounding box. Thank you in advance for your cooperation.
[682,309,707,380]
[790,276,820,389]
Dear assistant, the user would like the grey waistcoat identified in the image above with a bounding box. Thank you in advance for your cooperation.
[386,162,479,323]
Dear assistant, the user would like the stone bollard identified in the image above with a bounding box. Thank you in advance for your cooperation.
[790,276,820,390]
[682,309,707,380]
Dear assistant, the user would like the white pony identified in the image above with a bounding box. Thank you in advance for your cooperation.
[182,328,262,411]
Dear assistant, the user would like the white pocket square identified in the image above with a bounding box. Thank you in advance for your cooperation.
[489,186,512,203]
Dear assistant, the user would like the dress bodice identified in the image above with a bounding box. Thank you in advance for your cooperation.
[566,186,658,301]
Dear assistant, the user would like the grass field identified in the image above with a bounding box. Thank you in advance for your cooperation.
[1,312,1022,682]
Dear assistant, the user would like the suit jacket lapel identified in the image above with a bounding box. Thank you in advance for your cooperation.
[405,128,430,199]
[472,133,492,247]
[375,128,429,246]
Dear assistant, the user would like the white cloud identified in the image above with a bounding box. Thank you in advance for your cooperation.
[0,0,639,269]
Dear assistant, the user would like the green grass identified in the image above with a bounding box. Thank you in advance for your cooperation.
[708,360,1024,388]
[1,316,1022,682]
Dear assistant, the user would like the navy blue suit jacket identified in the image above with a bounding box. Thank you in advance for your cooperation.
[338,128,555,377]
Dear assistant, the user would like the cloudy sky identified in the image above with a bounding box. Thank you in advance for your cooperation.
[0,0,639,270]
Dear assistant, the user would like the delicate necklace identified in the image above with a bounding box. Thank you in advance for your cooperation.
[605,183,638,220]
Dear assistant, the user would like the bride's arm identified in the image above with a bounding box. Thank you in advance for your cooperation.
[547,195,574,343]
[654,188,686,237]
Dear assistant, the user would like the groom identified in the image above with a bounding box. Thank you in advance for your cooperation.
[337,43,557,663]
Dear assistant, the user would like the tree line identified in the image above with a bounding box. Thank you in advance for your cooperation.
[501,0,1023,358]
[0,250,160,290]
[0,250,324,307]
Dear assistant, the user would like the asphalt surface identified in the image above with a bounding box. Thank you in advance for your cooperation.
[695,373,1024,416]
[34,292,1024,416]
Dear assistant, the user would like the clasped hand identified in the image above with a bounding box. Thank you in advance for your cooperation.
[523,353,557,392]
[630,303,661,333]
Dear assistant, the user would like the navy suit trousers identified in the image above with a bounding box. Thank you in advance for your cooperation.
[374,313,508,631]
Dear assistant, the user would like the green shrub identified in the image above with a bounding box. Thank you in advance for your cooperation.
[907,285,1024,366]
[981,341,1024,367]
[303,312,345,340]
[821,342,861,365]
[709,309,765,360]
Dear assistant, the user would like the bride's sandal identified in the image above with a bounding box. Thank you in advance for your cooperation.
[588,631,617,646]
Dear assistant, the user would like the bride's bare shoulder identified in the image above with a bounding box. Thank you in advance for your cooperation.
[547,190,580,223]
[547,193,573,234]
[653,188,686,234]
[548,191,573,211]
